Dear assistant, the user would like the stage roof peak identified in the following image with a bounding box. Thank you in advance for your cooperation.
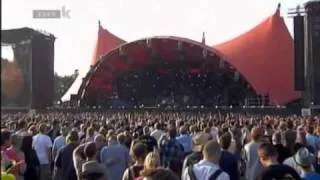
[91,22,126,65]
[214,8,300,105]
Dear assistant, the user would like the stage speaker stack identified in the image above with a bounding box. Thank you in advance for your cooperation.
[293,15,305,90]
[1,28,55,109]
[305,1,320,106]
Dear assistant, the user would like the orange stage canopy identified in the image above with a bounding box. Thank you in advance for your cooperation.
[87,9,300,105]
[214,9,300,105]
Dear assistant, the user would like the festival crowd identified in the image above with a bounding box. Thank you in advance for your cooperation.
[1,111,320,180]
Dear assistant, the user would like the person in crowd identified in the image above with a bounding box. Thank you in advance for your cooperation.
[55,130,80,180]
[150,123,165,142]
[78,124,86,141]
[305,125,319,153]
[32,123,52,180]
[80,142,108,180]
[28,125,37,136]
[1,151,17,180]
[272,132,291,163]
[294,147,320,180]
[159,126,184,175]
[140,151,161,178]
[283,120,296,155]
[296,127,315,153]
[81,161,107,180]
[1,130,12,152]
[48,120,61,141]
[218,133,239,180]
[52,126,68,160]
[283,143,307,174]
[83,127,95,143]
[138,127,158,153]
[94,134,107,162]
[5,134,26,180]
[141,168,179,180]
[176,126,192,155]
[256,143,301,180]
[182,140,230,180]
[21,135,40,180]
[122,142,148,180]
[230,125,242,156]
[73,142,88,180]
[243,127,262,180]
[182,133,208,172]
[100,134,130,180]
[15,120,29,137]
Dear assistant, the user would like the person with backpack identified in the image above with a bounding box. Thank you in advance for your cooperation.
[182,140,230,180]
[122,142,148,180]
[182,133,208,173]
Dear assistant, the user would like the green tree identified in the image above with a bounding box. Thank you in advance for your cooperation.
[54,69,78,101]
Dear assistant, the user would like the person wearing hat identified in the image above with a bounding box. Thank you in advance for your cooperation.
[182,133,208,174]
[256,143,301,180]
[81,142,107,180]
[294,147,320,180]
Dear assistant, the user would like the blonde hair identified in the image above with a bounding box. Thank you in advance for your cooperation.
[315,126,320,136]
[140,152,160,176]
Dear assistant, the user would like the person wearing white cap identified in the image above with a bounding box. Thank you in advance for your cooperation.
[182,133,208,173]
[294,147,320,180]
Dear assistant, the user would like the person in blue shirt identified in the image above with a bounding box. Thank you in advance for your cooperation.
[294,147,320,180]
[176,126,192,155]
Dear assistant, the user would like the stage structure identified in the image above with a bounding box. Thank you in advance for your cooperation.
[289,1,320,113]
[63,6,300,108]
[79,36,257,108]
[1,28,55,110]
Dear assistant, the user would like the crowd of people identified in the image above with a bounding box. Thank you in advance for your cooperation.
[1,111,320,180]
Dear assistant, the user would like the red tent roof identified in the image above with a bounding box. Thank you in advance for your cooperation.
[214,10,300,105]
[91,23,126,65]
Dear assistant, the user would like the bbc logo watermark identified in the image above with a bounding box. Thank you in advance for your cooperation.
[33,6,70,19]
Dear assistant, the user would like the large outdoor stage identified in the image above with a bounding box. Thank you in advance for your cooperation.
[69,8,299,108]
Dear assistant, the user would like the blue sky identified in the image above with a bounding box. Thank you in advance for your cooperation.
[2,0,305,75]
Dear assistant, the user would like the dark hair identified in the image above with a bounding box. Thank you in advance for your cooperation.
[84,142,97,159]
[142,168,179,180]
[258,143,278,158]
[219,133,232,150]
[1,130,11,147]
[17,120,27,129]
[38,123,47,133]
[21,135,33,153]
[287,120,294,129]
[132,142,148,160]
[306,125,314,134]
[81,172,104,180]
[168,127,177,139]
